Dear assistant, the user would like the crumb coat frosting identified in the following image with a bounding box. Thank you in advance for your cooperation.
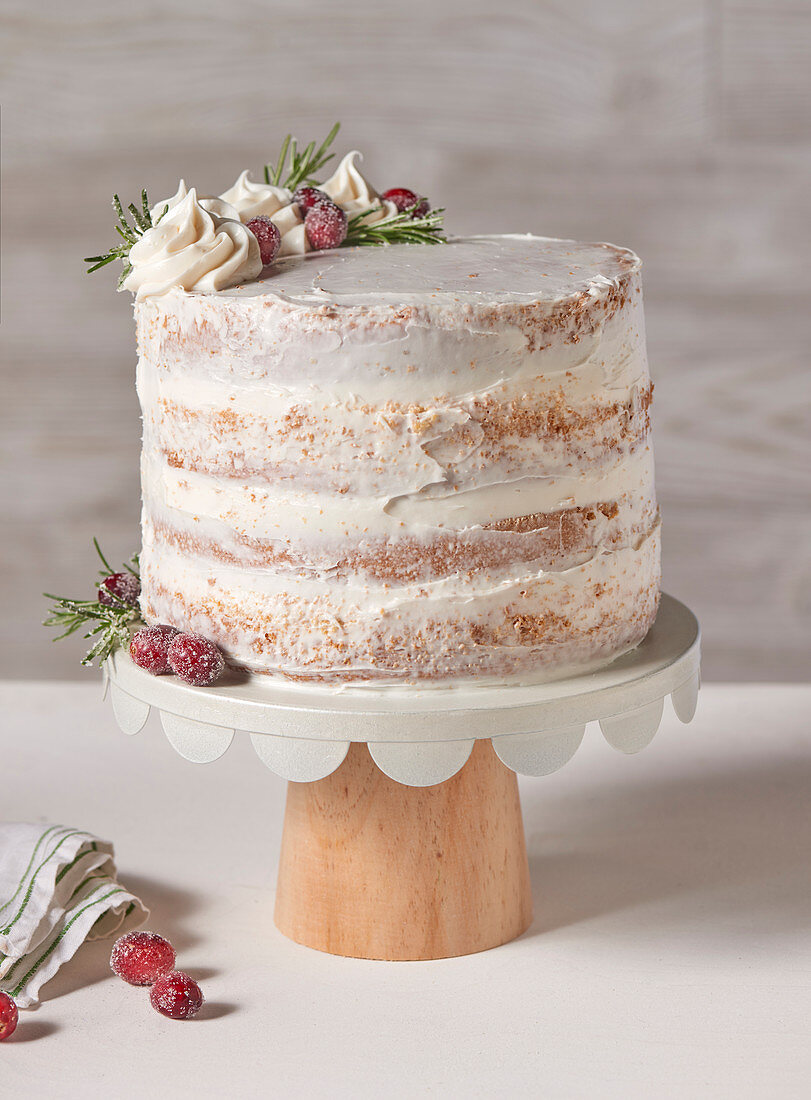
[134,234,659,686]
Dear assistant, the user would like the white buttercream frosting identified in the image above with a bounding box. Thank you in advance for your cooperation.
[270,202,309,258]
[123,188,262,299]
[320,151,397,225]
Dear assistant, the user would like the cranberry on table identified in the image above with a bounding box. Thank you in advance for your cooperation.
[110,931,176,986]
[246,215,281,266]
[0,991,18,1041]
[292,185,329,213]
[129,624,178,675]
[381,187,430,218]
[98,572,141,608]
[304,200,348,250]
[150,971,204,1020]
[167,633,225,686]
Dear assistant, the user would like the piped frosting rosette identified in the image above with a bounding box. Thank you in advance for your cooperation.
[123,187,262,299]
[148,178,243,223]
[219,171,308,257]
[319,151,398,225]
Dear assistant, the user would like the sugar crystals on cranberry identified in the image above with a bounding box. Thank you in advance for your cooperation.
[110,931,176,986]
[0,991,18,1041]
[167,633,225,686]
[246,216,282,266]
[98,572,141,608]
[292,186,330,213]
[129,625,179,675]
[150,971,204,1020]
[304,200,348,250]
[381,187,430,218]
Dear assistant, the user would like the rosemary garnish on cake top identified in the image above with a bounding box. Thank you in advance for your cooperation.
[84,192,168,289]
[84,123,445,297]
[343,203,446,247]
[263,121,341,190]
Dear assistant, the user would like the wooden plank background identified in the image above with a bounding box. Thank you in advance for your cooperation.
[1,0,809,680]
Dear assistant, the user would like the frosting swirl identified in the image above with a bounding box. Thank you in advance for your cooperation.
[219,170,291,221]
[123,188,262,299]
[269,202,309,258]
[219,170,309,258]
[320,151,397,226]
[151,179,240,223]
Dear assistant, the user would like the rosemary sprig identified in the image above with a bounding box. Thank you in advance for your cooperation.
[43,596,141,666]
[84,190,168,289]
[263,122,341,191]
[343,204,446,247]
[92,536,140,581]
[43,542,142,666]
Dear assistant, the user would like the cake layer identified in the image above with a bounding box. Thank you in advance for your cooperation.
[148,380,653,493]
[135,235,660,686]
[140,523,660,684]
[142,496,655,585]
[140,445,654,543]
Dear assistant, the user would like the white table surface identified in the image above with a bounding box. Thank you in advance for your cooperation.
[1,681,809,1099]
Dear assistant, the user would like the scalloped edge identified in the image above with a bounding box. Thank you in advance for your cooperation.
[105,674,700,785]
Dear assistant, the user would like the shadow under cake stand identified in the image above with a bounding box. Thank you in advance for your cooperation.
[104,593,700,961]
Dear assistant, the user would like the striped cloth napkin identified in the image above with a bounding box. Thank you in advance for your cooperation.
[0,823,147,1008]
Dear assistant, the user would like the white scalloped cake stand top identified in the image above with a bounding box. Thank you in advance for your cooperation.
[104,594,700,787]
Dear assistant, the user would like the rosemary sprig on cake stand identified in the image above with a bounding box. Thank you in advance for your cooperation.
[43,540,143,665]
[92,538,140,583]
[84,191,167,287]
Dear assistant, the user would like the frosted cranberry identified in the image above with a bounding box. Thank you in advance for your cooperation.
[292,186,329,213]
[381,188,430,217]
[167,633,225,686]
[110,931,176,986]
[0,991,18,1041]
[98,572,141,608]
[150,971,204,1020]
[305,200,348,250]
[246,216,281,266]
[129,625,178,675]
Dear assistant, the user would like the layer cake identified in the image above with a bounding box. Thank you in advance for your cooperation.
[135,234,660,686]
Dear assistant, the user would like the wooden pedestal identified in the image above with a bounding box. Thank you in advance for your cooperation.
[274,739,533,960]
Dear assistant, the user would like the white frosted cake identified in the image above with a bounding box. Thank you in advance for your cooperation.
[134,234,659,686]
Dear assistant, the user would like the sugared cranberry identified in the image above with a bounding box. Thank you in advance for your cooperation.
[304,200,348,250]
[292,186,330,213]
[129,624,178,675]
[0,991,18,1041]
[98,572,141,608]
[110,931,176,986]
[246,216,281,266]
[381,188,430,218]
[150,971,204,1020]
[167,633,225,686]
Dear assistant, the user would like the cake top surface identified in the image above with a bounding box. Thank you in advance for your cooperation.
[217,234,640,308]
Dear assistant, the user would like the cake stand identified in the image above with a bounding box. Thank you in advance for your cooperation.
[104,593,700,961]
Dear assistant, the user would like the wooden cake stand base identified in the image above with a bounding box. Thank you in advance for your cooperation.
[274,740,532,960]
